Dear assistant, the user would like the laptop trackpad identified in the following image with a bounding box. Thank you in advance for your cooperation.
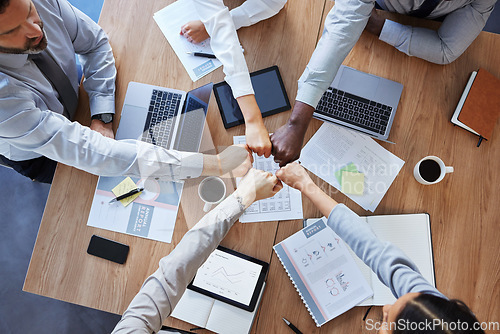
[338,67,380,100]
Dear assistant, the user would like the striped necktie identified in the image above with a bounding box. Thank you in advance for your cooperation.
[29,51,78,119]
[408,0,442,18]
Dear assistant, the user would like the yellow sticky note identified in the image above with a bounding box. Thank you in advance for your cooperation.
[341,171,365,195]
[112,177,140,207]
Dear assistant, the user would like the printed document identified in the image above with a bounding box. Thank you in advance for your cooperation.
[233,136,303,223]
[300,123,404,212]
[154,0,222,81]
[274,219,373,326]
[87,177,182,243]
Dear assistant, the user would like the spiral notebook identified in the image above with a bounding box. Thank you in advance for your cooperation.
[273,219,373,327]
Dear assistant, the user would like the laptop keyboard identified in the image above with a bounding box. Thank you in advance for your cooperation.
[142,89,182,148]
[316,88,393,135]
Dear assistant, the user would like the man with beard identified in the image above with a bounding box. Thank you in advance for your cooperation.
[0,0,250,183]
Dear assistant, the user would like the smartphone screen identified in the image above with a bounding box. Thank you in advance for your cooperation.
[87,235,129,264]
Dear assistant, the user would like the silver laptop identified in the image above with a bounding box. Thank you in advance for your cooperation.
[314,65,403,141]
[116,81,213,153]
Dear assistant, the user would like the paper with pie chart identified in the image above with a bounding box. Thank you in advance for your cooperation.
[87,176,183,243]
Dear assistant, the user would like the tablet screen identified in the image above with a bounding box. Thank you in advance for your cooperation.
[188,246,268,311]
[213,66,291,128]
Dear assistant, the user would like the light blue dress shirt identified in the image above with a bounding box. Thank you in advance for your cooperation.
[0,0,203,179]
[327,204,445,299]
[296,0,497,109]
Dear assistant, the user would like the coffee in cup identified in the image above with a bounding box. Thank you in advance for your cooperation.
[413,156,453,185]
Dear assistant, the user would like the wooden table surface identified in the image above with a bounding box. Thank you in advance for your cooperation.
[24,0,500,333]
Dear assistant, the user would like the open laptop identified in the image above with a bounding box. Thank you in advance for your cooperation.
[116,81,213,153]
[314,65,403,141]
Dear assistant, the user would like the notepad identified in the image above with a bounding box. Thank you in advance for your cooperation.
[304,213,435,306]
[451,68,500,144]
[112,177,140,207]
[273,219,373,327]
[171,283,265,334]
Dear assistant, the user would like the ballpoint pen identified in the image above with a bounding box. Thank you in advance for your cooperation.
[186,51,216,59]
[109,187,144,203]
[282,317,303,334]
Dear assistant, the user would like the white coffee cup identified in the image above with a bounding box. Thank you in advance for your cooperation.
[198,176,226,212]
[413,156,454,185]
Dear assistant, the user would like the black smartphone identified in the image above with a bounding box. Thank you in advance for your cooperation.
[87,235,129,264]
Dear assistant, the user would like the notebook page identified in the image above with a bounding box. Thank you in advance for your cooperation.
[274,219,373,326]
[170,289,214,328]
[367,214,434,305]
[205,283,265,334]
[305,218,374,306]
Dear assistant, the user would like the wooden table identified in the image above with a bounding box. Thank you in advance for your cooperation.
[24,0,500,333]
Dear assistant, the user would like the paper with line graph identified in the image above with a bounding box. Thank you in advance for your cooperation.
[192,248,263,305]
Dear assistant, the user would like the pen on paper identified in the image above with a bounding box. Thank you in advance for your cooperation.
[186,51,216,59]
[109,187,144,204]
[282,317,303,334]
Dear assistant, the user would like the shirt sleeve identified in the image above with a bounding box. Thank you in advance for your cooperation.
[326,204,445,299]
[379,0,495,64]
[192,0,254,98]
[0,84,203,179]
[111,195,245,334]
[296,0,374,108]
[229,0,288,30]
[57,0,117,116]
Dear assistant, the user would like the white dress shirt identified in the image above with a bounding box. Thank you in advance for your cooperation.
[193,0,287,98]
[296,0,496,109]
[112,194,245,334]
[0,0,203,179]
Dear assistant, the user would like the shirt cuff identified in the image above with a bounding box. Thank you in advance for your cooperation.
[89,94,115,117]
[295,82,325,109]
[379,19,404,47]
[179,152,204,179]
[230,7,250,30]
[225,72,254,98]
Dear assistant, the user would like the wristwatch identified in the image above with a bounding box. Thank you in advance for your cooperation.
[91,113,114,124]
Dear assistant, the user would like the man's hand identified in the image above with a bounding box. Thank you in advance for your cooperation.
[180,20,209,44]
[271,101,315,167]
[90,119,114,139]
[365,8,385,37]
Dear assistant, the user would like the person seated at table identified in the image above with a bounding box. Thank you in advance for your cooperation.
[276,162,485,334]
[180,0,288,158]
[270,0,497,166]
[0,0,250,183]
[111,168,283,333]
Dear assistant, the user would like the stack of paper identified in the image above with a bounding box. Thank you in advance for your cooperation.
[299,123,404,212]
[153,0,222,81]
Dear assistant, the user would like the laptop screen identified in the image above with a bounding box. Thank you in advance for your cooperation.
[172,83,213,152]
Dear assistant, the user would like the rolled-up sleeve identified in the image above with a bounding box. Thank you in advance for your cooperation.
[193,0,254,98]
[379,0,495,64]
[0,84,203,179]
[58,0,116,116]
[296,0,374,108]
[229,0,287,30]
[112,195,245,333]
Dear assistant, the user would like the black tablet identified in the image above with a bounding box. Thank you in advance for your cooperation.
[187,246,269,312]
[213,65,291,129]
